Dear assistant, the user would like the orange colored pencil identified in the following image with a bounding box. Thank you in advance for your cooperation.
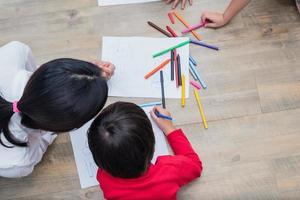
[144,59,171,79]
[172,11,202,40]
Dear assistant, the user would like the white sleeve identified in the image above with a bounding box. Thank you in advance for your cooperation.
[18,131,57,177]
[0,132,57,178]
[0,41,37,91]
[24,44,37,72]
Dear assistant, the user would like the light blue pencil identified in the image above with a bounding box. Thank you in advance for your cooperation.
[189,61,207,89]
[189,62,198,80]
[139,101,162,108]
[189,56,197,66]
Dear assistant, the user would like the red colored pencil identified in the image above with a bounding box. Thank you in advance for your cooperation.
[174,53,179,88]
[166,26,178,37]
[168,12,175,24]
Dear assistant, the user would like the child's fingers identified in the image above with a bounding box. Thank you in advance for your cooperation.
[101,66,112,74]
[201,11,215,20]
[154,106,171,117]
[165,0,173,4]
[181,0,187,10]
[172,0,180,9]
[205,22,218,28]
[188,0,192,5]
[201,14,208,23]
[150,109,160,122]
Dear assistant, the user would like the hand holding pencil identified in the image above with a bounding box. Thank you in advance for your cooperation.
[150,106,176,136]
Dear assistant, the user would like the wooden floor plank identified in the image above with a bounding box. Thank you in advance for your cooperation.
[0,0,300,199]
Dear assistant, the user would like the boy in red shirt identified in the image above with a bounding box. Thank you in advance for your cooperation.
[88,102,202,200]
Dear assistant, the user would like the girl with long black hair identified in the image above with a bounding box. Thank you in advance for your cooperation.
[0,41,114,177]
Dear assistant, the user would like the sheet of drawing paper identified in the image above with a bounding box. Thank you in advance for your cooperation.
[70,106,170,188]
[98,0,160,6]
[101,37,190,98]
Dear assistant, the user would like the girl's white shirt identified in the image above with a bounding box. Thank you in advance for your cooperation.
[0,41,56,178]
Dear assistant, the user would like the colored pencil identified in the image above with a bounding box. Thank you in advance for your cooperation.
[189,61,198,80]
[177,54,182,86]
[160,71,166,109]
[152,39,190,58]
[168,12,175,24]
[155,110,173,121]
[174,54,179,88]
[189,67,198,80]
[189,55,197,66]
[146,21,197,68]
[147,21,172,37]
[189,61,207,89]
[182,21,206,34]
[173,11,202,40]
[163,26,198,68]
[181,74,185,107]
[194,89,208,129]
[190,39,219,51]
[190,80,201,90]
[144,59,171,79]
[170,51,174,81]
[139,101,162,108]
[166,25,178,37]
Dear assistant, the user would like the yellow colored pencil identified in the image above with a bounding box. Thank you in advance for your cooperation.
[172,11,202,41]
[194,89,208,129]
[181,74,185,107]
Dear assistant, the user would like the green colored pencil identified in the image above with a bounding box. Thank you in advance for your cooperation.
[152,39,190,58]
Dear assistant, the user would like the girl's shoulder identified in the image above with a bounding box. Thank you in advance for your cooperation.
[0,69,32,102]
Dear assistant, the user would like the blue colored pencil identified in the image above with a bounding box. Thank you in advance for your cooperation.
[139,101,162,108]
[189,61,198,80]
[189,61,207,89]
[190,39,219,51]
[189,56,197,66]
[155,111,173,121]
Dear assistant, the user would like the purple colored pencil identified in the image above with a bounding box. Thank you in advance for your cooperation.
[190,39,219,51]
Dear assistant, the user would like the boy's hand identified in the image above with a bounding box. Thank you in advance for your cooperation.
[165,0,193,10]
[93,60,115,80]
[201,11,228,28]
[150,106,176,136]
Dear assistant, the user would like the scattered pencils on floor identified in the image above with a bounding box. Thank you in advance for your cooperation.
[142,11,220,129]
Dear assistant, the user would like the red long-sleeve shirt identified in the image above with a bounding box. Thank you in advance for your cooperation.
[97,129,203,200]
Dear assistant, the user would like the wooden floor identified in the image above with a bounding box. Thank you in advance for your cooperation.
[0,0,300,199]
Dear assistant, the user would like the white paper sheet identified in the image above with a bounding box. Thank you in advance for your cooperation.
[102,37,190,98]
[70,106,169,188]
[98,0,160,6]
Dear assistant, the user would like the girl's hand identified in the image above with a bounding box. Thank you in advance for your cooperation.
[150,106,176,136]
[165,0,193,10]
[201,11,228,28]
[93,60,115,80]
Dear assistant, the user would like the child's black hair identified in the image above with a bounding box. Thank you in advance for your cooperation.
[0,58,108,147]
[88,102,155,178]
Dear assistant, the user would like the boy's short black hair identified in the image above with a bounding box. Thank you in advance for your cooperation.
[88,102,155,178]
